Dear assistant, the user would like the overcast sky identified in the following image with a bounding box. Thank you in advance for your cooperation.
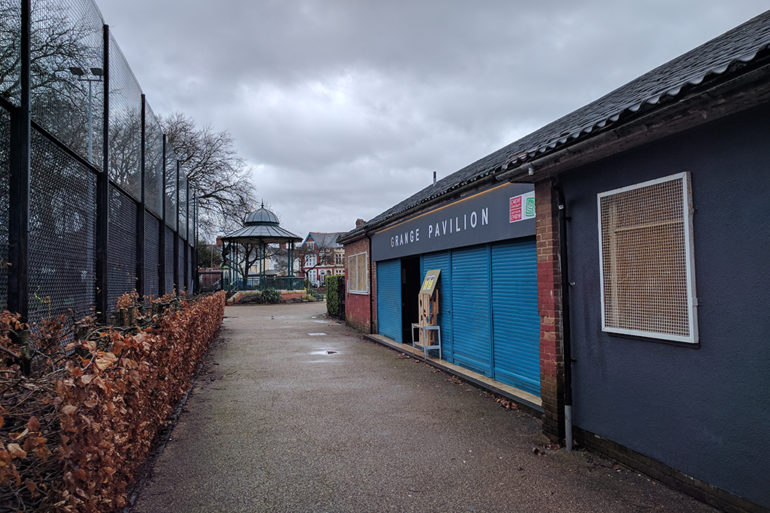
[96,1,767,240]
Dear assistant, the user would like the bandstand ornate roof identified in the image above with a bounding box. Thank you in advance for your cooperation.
[220,204,302,244]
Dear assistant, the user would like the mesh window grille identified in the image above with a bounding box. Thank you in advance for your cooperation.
[347,253,368,293]
[108,34,141,200]
[28,128,96,328]
[30,0,104,168]
[107,184,137,313]
[144,102,163,216]
[0,108,10,310]
[144,211,160,299]
[164,147,177,230]
[164,226,174,293]
[598,173,696,342]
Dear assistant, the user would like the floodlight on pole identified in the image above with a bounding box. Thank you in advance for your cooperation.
[69,65,103,164]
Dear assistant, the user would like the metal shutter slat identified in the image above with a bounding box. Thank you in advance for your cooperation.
[451,246,492,376]
[377,259,402,343]
[491,239,541,396]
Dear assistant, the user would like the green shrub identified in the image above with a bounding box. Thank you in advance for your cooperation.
[325,275,345,318]
[260,288,281,304]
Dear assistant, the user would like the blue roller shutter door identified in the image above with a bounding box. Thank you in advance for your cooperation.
[377,259,402,342]
[451,245,492,376]
[420,251,453,363]
[491,238,540,396]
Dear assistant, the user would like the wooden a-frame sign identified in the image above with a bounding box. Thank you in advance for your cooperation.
[420,269,441,296]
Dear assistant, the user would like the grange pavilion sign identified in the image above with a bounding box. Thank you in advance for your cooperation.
[371,182,535,261]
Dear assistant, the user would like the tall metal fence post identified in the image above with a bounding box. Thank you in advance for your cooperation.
[158,135,166,296]
[193,192,198,294]
[184,180,189,293]
[7,0,31,323]
[94,24,110,321]
[137,94,146,301]
[173,161,180,295]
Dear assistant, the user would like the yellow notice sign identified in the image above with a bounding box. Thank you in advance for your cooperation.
[420,269,441,296]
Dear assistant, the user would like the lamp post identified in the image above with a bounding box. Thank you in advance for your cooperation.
[69,66,103,163]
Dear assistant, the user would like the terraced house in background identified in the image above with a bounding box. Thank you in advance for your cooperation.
[298,231,345,287]
[339,11,770,512]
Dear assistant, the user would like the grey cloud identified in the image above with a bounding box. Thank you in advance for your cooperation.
[98,0,768,234]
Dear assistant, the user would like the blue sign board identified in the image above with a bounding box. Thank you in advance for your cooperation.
[371,182,535,261]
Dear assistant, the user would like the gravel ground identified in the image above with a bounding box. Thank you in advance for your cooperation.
[130,303,715,513]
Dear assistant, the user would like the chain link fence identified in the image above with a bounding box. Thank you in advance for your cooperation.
[0,0,198,329]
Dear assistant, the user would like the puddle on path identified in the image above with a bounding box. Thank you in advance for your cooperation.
[309,350,338,356]
[308,332,327,336]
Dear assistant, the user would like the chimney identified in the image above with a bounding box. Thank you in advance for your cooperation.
[433,171,437,185]
[355,218,365,228]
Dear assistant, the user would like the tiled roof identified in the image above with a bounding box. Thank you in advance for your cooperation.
[304,232,345,249]
[343,10,770,240]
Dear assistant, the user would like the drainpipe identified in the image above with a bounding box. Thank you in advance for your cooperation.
[368,237,374,334]
[557,184,574,451]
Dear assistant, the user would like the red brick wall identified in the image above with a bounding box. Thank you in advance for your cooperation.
[535,178,565,440]
[344,238,371,333]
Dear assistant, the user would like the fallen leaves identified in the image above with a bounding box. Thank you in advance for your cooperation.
[94,351,117,371]
[7,443,27,459]
[494,397,519,411]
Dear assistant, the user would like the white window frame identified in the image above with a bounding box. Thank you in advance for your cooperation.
[597,172,698,344]
[347,251,369,294]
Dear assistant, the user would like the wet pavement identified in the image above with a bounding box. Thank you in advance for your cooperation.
[131,303,714,513]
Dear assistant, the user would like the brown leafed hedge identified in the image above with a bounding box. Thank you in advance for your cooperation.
[0,291,225,512]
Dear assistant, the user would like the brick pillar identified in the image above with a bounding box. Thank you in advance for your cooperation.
[535,178,565,441]
[370,255,378,334]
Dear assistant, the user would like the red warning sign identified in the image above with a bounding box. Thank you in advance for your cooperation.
[509,195,522,222]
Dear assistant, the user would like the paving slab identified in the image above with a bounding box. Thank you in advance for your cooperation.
[131,303,715,513]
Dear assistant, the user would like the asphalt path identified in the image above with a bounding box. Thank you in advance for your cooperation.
[131,303,714,513]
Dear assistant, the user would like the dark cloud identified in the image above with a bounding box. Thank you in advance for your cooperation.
[98,0,768,236]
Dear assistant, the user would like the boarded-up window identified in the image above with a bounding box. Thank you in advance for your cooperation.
[348,252,368,294]
[597,172,697,343]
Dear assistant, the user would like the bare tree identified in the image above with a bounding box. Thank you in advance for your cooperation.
[162,113,256,240]
[197,243,223,268]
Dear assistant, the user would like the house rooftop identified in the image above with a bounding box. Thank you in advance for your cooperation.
[303,232,346,249]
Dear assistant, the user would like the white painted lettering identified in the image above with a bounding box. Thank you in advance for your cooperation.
[470,211,477,228]
[482,208,489,225]
[416,228,420,241]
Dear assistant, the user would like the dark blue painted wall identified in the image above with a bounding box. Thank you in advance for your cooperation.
[561,103,770,507]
